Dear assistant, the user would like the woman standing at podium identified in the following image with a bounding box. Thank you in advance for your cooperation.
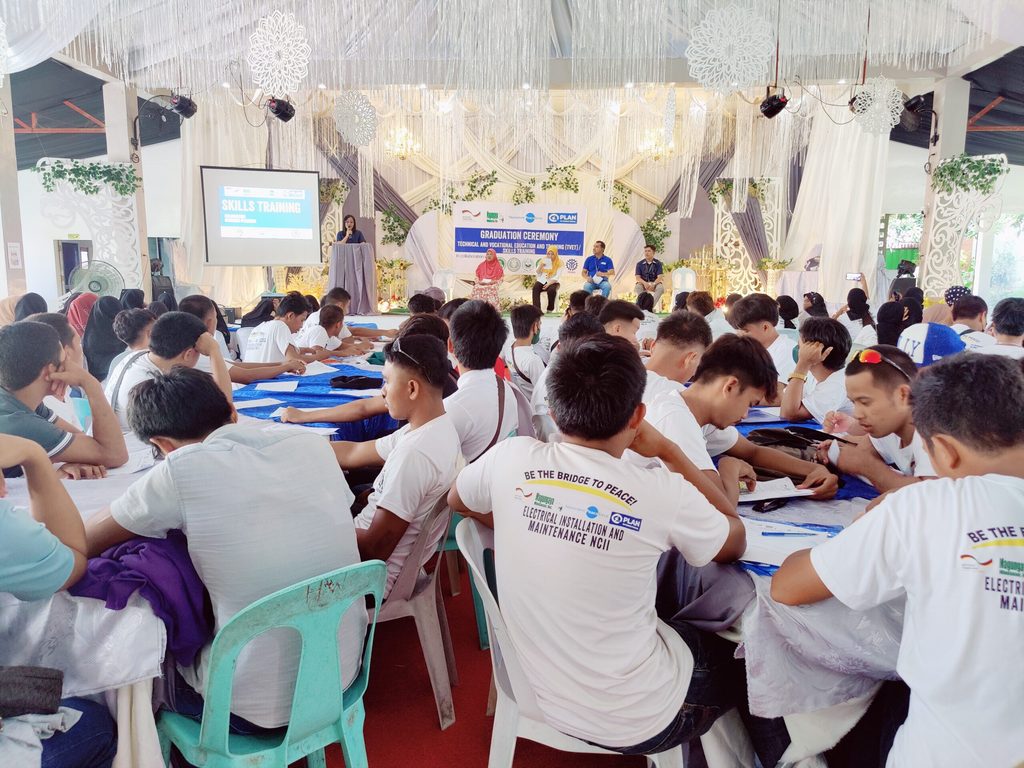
[336,215,366,244]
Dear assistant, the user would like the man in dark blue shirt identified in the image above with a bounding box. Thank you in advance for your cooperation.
[581,241,615,297]
[634,244,665,308]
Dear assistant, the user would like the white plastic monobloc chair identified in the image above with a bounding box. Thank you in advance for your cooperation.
[457,518,692,768]
[374,497,459,730]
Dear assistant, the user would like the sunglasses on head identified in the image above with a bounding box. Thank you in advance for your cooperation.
[390,337,423,370]
[857,349,912,381]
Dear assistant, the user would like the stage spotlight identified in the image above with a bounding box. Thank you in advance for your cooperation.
[267,98,296,123]
[904,94,927,113]
[169,94,198,119]
[899,94,929,132]
[760,93,788,118]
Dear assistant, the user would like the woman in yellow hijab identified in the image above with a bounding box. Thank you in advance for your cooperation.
[532,245,563,313]
[0,294,23,327]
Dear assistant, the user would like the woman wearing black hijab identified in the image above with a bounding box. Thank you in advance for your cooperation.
[875,301,904,345]
[213,303,232,348]
[14,293,48,321]
[900,296,923,329]
[240,298,276,328]
[82,296,127,381]
[157,291,178,312]
[776,295,800,329]
[120,288,146,310]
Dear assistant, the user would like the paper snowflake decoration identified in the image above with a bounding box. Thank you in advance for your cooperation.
[685,5,773,94]
[851,77,904,135]
[333,91,378,146]
[246,10,311,96]
[0,18,9,89]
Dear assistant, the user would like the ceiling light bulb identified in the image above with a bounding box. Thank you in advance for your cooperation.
[625,82,634,89]
[221,81,230,88]
[838,79,847,84]
[731,81,739,87]
[317,83,326,89]
[522,83,531,90]
[419,83,427,90]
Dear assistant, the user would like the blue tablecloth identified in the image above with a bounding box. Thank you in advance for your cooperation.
[232,362,399,442]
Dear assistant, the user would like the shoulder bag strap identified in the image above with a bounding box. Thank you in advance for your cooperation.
[958,328,974,337]
[109,351,150,411]
[472,375,507,463]
[509,347,531,385]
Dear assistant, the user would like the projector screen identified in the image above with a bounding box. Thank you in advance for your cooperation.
[200,166,322,266]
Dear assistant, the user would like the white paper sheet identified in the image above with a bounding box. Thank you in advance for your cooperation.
[233,397,284,410]
[743,406,784,423]
[296,361,338,377]
[255,381,299,393]
[332,388,380,398]
[104,450,156,476]
[737,477,815,504]
[740,518,832,566]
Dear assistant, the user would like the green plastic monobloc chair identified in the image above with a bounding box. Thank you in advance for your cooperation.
[157,560,387,768]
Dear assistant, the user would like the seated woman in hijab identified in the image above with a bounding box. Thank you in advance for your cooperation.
[834,287,874,336]
[156,291,177,312]
[67,293,99,337]
[14,293,48,321]
[470,248,504,309]
[776,295,800,330]
[82,296,127,381]
[240,298,277,328]
[797,291,829,327]
[119,288,146,311]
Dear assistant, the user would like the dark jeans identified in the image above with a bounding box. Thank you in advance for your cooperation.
[589,623,790,766]
[826,681,910,768]
[532,281,560,312]
[42,697,118,768]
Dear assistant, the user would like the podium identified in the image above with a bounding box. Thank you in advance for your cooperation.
[328,242,377,315]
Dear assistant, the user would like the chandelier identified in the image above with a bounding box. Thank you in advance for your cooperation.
[637,129,674,162]
[384,127,422,160]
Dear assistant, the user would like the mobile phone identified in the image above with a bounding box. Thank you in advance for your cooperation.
[845,272,861,281]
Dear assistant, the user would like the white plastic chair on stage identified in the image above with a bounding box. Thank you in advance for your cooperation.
[457,518,702,768]
[432,269,456,302]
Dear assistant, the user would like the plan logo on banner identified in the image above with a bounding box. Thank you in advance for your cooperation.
[547,212,578,225]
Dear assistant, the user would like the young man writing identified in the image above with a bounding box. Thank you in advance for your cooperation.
[598,299,645,348]
[780,317,854,424]
[972,296,1024,359]
[643,310,712,403]
[730,293,797,386]
[243,294,325,365]
[329,335,462,596]
[304,288,387,352]
[504,304,546,402]
[85,367,365,731]
[0,322,128,475]
[179,294,306,383]
[580,240,615,297]
[771,355,1024,767]
[634,244,665,306]
[449,336,796,763]
[818,345,936,493]
[105,311,233,432]
[646,335,838,507]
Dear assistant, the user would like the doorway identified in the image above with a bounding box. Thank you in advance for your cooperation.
[54,240,94,292]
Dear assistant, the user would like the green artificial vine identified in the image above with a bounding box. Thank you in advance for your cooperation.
[380,206,412,246]
[931,153,1009,197]
[598,178,631,214]
[511,178,537,205]
[464,170,498,201]
[757,257,792,271]
[707,178,769,206]
[34,159,139,198]
[541,164,580,193]
[706,179,733,206]
[640,207,672,254]
[319,178,349,206]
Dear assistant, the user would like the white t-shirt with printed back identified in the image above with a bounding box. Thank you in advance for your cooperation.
[972,342,1024,360]
[766,333,797,382]
[456,437,730,747]
[353,414,463,596]
[642,369,684,406]
[642,391,739,471]
[295,324,341,351]
[504,345,546,403]
[109,423,364,728]
[810,474,1024,768]
[801,369,854,424]
[243,319,294,364]
[949,323,995,352]
[868,431,935,477]
[444,369,520,461]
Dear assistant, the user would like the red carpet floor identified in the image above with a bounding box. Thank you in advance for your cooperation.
[322,561,645,768]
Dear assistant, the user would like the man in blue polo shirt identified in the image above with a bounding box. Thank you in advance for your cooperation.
[634,244,665,307]
[581,240,615,297]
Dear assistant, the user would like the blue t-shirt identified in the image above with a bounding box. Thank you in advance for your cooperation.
[0,500,73,601]
[582,255,614,278]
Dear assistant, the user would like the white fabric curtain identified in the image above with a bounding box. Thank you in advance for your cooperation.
[175,95,317,308]
[782,102,889,304]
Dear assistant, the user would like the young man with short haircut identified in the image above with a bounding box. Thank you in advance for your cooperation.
[86,368,365,731]
[634,244,665,306]
[446,300,520,461]
[949,295,995,351]
[105,311,233,432]
[450,336,796,763]
[643,310,712,404]
[818,345,935,492]
[731,292,797,385]
[646,335,838,506]
[304,287,390,349]
[580,240,615,297]
[566,289,588,317]
[330,335,462,596]
[408,293,441,316]
[504,304,546,402]
[179,294,306,384]
[772,355,1024,767]
[686,291,733,340]
[243,294,322,364]
[780,317,854,423]
[973,296,1024,359]
[295,304,344,351]
[0,322,128,473]
[598,299,644,347]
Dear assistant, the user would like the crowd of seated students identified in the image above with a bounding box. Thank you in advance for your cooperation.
[1,280,1022,768]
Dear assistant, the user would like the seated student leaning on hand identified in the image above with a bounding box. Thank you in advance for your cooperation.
[0,321,128,476]
[771,354,1024,768]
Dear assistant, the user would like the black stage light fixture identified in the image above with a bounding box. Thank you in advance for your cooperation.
[169,94,198,119]
[903,94,927,113]
[899,94,929,132]
[267,98,295,123]
[760,92,788,118]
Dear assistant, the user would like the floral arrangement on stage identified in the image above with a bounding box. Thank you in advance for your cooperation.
[378,257,413,307]
[757,257,792,271]
[381,206,412,246]
[511,179,537,205]
[34,159,139,198]
[931,154,1009,197]
[319,178,350,206]
[707,178,770,206]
